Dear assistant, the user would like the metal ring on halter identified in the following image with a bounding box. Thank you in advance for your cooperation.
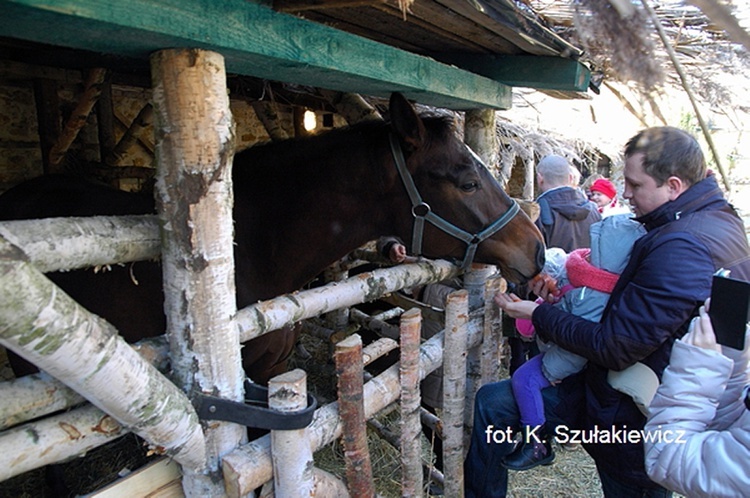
[412,202,431,218]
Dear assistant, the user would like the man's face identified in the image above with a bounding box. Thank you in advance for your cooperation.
[622,152,673,217]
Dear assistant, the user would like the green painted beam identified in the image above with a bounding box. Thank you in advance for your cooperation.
[0,0,513,110]
[440,54,591,92]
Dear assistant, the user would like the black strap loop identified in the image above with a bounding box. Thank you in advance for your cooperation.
[194,379,317,430]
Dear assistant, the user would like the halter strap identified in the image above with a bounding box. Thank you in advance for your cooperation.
[389,133,520,270]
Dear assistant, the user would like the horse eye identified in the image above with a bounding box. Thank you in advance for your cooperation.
[460,181,479,192]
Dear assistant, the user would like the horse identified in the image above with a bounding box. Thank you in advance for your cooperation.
[0,92,544,386]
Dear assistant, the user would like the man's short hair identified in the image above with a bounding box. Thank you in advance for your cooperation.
[624,127,706,187]
[537,155,572,187]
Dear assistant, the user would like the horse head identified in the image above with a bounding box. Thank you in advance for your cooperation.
[386,93,545,284]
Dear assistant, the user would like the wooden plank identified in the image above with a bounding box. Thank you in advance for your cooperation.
[0,0,512,110]
[86,458,183,498]
[439,54,591,92]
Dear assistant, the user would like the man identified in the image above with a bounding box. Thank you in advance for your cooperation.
[466,127,750,497]
[506,156,600,376]
[534,154,601,252]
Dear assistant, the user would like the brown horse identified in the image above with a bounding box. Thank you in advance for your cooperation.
[0,92,544,384]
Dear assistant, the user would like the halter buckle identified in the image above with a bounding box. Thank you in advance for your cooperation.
[412,202,431,218]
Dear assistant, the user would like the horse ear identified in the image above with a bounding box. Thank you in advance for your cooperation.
[389,92,426,151]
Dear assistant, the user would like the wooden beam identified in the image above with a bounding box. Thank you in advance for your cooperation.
[275,0,386,11]
[438,54,591,92]
[0,0,512,110]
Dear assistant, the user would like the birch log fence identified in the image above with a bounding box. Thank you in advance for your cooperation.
[0,54,509,496]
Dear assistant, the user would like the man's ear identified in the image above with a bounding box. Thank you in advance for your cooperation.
[666,176,686,200]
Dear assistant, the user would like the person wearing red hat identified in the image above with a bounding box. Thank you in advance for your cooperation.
[589,178,631,217]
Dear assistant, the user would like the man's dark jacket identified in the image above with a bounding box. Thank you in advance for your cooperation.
[535,186,601,252]
[532,174,750,488]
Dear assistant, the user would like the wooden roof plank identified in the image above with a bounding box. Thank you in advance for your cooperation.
[439,54,591,92]
[0,0,512,109]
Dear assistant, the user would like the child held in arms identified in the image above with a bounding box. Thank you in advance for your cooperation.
[499,214,646,470]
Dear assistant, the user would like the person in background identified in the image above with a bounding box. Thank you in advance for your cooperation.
[534,155,601,252]
[644,298,750,497]
[589,177,631,217]
[466,126,750,498]
[507,155,602,375]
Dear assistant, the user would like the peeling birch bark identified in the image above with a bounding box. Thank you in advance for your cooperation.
[269,369,314,497]
[0,215,159,273]
[335,334,374,498]
[481,276,507,386]
[462,265,496,439]
[151,48,244,496]
[236,259,460,342]
[0,337,168,431]
[399,309,423,497]
[442,290,469,498]
[0,239,206,471]
[464,108,499,177]
[0,404,124,482]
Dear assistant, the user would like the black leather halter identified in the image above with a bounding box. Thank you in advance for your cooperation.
[389,133,520,270]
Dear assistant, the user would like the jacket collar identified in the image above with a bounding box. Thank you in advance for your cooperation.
[635,174,726,231]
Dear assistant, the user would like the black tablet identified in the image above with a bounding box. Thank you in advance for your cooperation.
[709,275,750,351]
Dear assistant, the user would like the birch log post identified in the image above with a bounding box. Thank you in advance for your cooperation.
[481,276,507,385]
[442,290,469,498]
[335,334,375,498]
[269,369,314,497]
[464,108,499,178]
[151,48,244,496]
[222,313,489,496]
[0,237,206,471]
[462,264,495,438]
[399,308,423,497]
[48,67,107,169]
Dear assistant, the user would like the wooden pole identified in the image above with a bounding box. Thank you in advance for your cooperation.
[236,259,460,341]
[269,369,315,497]
[151,48,244,497]
[442,290,469,498]
[481,276,507,385]
[335,334,375,498]
[0,404,125,481]
[0,337,168,431]
[399,308,423,497]
[639,0,731,191]
[464,108,499,177]
[104,103,154,166]
[0,215,159,273]
[0,239,206,472]
[222,311,491,496]
[462,265,495,439]
[48,67,107,169]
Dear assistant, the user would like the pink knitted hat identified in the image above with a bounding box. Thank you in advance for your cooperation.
[565,248,620,294]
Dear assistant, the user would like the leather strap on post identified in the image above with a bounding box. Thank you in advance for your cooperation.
[194,379,317,430]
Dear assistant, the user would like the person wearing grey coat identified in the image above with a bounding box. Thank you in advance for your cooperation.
[644,301,750,497]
